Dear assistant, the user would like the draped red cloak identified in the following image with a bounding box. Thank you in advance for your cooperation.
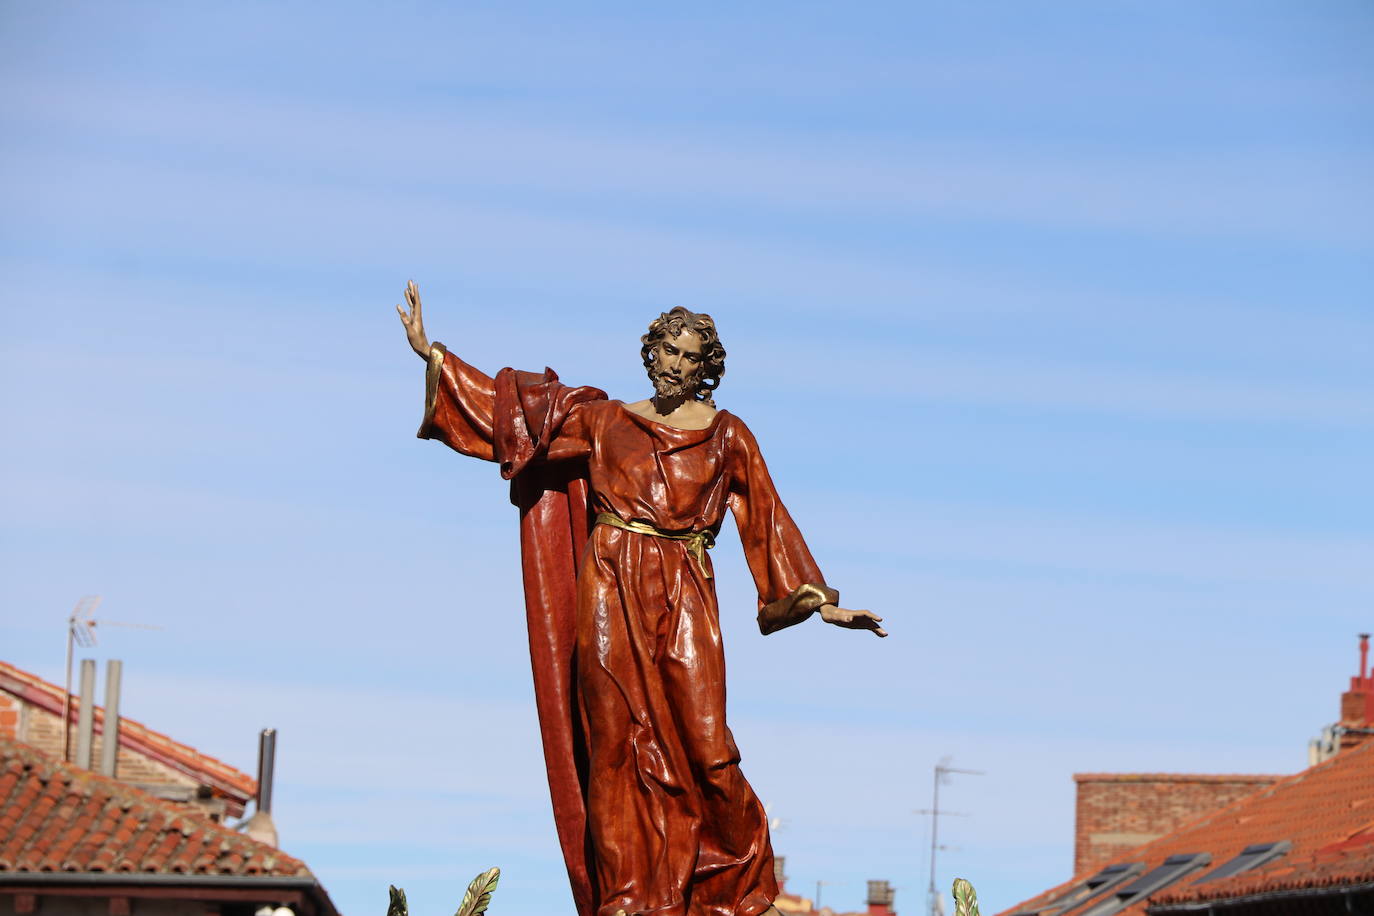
[418,344,838,916]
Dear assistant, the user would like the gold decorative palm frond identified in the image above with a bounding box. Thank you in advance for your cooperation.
[385,867,500,916]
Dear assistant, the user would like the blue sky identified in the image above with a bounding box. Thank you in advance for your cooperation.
[2,2,1371,914]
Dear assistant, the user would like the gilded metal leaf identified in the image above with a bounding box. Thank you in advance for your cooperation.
[454,866,501,916]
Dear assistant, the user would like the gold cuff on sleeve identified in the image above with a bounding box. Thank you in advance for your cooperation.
[418,341,448,439]
[757,582,839,636]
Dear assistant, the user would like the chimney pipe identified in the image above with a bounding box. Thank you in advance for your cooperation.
[99,660,123,777]
[1361,634,1373,727]
[75,659,97,769]
[257,728,276,815]
[243,729,280,847]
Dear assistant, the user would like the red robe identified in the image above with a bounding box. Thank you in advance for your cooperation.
[419,344,838,916]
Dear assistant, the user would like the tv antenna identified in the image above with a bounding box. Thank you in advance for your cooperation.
[762,801,786,835]
[814,880,830,911]
[916,757,984,916]
[62,596,163,761]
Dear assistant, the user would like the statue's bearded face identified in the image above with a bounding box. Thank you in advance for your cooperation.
[649,330,706,399]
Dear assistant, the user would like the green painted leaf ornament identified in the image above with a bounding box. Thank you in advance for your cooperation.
[953,878,981,916]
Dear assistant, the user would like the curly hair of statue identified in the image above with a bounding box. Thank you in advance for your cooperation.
[640,307,727,406]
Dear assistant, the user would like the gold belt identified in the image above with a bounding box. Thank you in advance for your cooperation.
[594,513,715,579]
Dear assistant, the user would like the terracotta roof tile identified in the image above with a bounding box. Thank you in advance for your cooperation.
[0,736,307,878]
[1001,742,1374,915]
[1073,773,1283,784]
[0,661,256,804]
[1152,839,1374,907]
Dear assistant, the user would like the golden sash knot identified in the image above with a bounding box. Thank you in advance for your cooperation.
[594,513,716,579]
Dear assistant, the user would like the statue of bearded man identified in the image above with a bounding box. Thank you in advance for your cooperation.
[397,282,884,916]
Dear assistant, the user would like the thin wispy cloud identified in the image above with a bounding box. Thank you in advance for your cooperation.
[5,78,1371,246]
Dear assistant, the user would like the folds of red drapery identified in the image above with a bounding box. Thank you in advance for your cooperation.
[493,367,606,916]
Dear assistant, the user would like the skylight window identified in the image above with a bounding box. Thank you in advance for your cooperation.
[1074,853,1212,916]
[1193,841,1292,883]
[1009,863,1145,916]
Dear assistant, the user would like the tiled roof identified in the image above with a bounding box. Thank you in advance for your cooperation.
[1151,795,1374,908]
[0,735,305,877]
[1001,741,1374,916]
[1152,839,1374,909]
[0,660,255,803]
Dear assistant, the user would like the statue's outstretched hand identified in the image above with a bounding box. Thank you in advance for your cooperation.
[819,604,887,638]
[396,279,431,360]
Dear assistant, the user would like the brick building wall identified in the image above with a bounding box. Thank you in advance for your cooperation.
[1072,773,1281,874]
[1340,685,1369,723]
[19,701,206,794]
[0,691,19,738]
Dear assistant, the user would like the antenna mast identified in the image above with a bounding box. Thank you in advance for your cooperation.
[916,757,984,916]
[63,596,101,762]
[61,596,163,762]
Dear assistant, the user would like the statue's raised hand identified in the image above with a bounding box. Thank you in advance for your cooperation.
[820,604,887,638]
[396,280,430,360]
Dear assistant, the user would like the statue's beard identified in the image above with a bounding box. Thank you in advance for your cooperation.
[651,368,695,400]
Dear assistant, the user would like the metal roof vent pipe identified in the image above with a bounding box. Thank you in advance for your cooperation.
[99,660,122,777]
[243,728,279,847]
[75,659,97,769]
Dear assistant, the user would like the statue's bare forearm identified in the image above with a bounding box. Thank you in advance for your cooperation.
[820,604,887,637]
[396,279,431,359]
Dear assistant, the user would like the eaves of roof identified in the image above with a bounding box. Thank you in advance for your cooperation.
[1147,880,1374,913]
[0,872,341,916]
[0,736,303,880]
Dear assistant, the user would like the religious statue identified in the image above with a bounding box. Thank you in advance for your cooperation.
[397,281,885,916]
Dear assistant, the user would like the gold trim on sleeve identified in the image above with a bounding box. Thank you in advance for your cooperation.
[418,341,448,438]
[757,582,839,636]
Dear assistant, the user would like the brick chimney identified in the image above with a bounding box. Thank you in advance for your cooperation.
[1072,773,1281,874]
[1338,633,1374,752]
[866,879,896,916]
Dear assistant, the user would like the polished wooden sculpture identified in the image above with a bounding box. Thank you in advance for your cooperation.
[398,282,884,916]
